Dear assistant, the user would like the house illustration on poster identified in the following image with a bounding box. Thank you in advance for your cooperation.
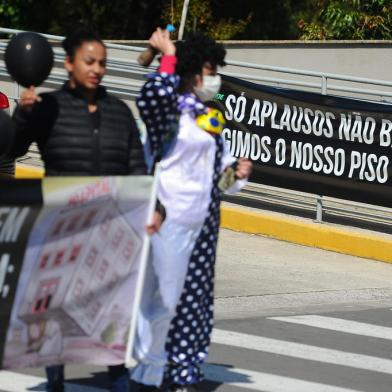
[18,195,141,337]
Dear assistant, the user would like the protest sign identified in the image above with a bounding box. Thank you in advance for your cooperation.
[217,75,392,207]
[0,176,154,369]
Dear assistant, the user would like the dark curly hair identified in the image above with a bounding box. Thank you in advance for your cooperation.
[62,28,105,60]
[175,32,226,91]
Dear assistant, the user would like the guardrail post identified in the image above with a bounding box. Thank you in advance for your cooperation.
[315,195,323,223]
[321,76,328,95]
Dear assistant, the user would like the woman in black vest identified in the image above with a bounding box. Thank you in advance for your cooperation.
[9,30,146,177]
[7,29,162,392]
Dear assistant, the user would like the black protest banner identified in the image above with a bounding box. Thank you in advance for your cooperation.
[215,75,392,207]
[0,180,43,367]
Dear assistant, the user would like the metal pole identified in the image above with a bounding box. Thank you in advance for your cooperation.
[316,195,323,223]
[178,0,190,40]
[321,76,328,95]
[193,16,198,32]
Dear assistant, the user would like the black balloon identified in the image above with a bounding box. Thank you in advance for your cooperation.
[5,32,54,87]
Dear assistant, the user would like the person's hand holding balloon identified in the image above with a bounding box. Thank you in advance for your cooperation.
[20,86,42,112]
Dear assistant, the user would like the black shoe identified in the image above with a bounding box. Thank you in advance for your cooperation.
[134,382,162,391]
[46,382,64,392]
[168,385,199,392]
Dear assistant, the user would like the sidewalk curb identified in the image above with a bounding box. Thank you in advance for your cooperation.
[15,164,44,179]
[221,205,392,264]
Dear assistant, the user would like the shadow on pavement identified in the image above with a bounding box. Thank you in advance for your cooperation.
[200,362,252,391]
[65,370,110,389]
[38,363,252,391]
[27,382,46,391]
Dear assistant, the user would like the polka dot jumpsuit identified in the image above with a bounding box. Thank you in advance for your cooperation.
[135,71,244,388]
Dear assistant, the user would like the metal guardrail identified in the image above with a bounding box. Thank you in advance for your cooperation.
[230,183,392,228]
[1,27,392,230]
[1,27,392,99]
[225,59,392,95]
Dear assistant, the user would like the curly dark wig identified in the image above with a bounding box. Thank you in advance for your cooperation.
[175,32,226,89]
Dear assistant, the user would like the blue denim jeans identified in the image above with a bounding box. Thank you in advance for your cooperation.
[46,364,129,392]
[45,366,64,392]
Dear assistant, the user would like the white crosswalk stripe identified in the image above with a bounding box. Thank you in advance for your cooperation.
[1,314,391,391]
[203,364,364,392]
[212,328,392,375]
[268,315,392,340]
[0,365,366,392]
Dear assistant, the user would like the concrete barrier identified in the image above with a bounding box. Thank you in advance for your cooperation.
[15,164,44,179]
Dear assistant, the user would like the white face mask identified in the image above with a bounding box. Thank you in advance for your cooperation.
[194,75,222,102]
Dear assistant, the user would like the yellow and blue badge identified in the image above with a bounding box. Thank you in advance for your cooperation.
[196,107,225,135]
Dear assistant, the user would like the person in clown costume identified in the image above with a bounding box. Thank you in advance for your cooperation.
[131,27,252,392]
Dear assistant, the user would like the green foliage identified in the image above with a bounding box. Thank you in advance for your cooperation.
[2,0,389,40]
[162,0,251,40]
[207,18,249,40]
[47,0,164,39]
[298,20,329,40]
[0,0,164,39]
[0,0,32,28]
[299,0,392,40]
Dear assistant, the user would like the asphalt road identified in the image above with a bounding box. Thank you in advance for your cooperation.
[2,229,392,392]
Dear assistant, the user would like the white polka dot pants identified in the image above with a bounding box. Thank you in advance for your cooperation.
[163,136,223,386]
[132,136,223,387]
[131,221,204,387]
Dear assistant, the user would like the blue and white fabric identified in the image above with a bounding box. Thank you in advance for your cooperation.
[131,72,246,387]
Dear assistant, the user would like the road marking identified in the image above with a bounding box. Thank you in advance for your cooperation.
[0,371,105,392]
[203,364,364,392]
[268,315,392,340]
[1,365,364,392]
[212,328,392,375]
[2,324,391,392]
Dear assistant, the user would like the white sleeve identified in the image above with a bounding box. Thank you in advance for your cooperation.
[220,137,248,195]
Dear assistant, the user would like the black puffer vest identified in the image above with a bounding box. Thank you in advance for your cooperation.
[0,158,14,177]
[11,84,146,176]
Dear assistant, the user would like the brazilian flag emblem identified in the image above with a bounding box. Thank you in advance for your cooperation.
[196,108,225,135]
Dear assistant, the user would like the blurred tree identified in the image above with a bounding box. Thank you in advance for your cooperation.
[0,0,24,27]
[207,0,309,40]
[0,0,167,39]
[0,0,51,32]
[48,0,166,39]
[4,0,386,40]
[298,0,392,40]
[161,0,250,40]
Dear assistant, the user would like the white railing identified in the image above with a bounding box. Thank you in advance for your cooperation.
[1,27,392,100]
